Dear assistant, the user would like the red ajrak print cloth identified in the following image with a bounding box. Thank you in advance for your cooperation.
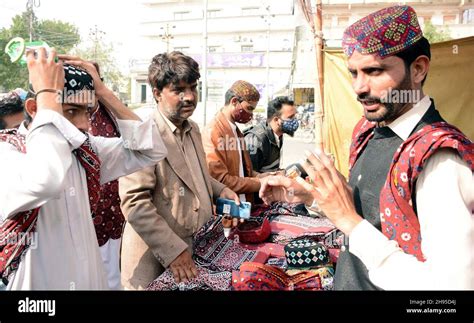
[88,105,125,246]
[350,118,473,261]
[193,217,268,272]
[146,267,232,291]
[0,130,39,284]
[232,262,323,291]
[0,129,101,283]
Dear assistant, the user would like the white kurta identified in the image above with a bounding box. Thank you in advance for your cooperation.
[0,109,167,290]
[348,96,474,290]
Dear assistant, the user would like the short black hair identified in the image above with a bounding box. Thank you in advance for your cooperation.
[267,96,294,120]
[0,93,24,130]
[394,36,431,86]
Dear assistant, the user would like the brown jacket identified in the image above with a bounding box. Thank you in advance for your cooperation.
[202,111,260,202]
[119,109,226,290]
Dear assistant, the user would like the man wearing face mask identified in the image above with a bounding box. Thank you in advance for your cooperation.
[202,80,268,204]
[244,96,298,174]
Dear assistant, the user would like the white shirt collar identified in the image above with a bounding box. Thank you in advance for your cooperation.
[18,121,29,136]
[273,131,280,146]
[226,117,239,133]
[387,95,431,141]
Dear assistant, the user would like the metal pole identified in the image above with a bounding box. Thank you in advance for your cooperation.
[313,0,324,151]
[26,0,33,42]
[266,26,270,105]
[265,5,271,115]
[166,24,170,52]
[202,0,208,126]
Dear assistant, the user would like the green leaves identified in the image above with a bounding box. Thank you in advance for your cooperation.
[0,9,80,91]
[423,21,452,44]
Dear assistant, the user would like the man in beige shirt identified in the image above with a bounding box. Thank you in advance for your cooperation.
[119,51,239,290]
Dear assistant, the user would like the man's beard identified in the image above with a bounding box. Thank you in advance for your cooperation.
[165,101,195,122]
[357,70,413,123]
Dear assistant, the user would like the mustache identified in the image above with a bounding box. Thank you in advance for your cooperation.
[357,93,382,104]
[178,101,195,109]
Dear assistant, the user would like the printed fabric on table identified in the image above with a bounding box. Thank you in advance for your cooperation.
[265,257,288,270]
[268,219,343,264]
[286,265,335,291]
[193,217,269,272]
[273,228,345,249]
[232,262,323,291]
[263,202,310,218]
[146,267,232,291]
[269,215,335,240]
[241,242,285,258]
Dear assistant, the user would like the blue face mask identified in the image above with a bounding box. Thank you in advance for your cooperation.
[281,118,299,136]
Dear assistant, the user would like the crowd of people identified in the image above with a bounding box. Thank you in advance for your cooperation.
[0,5,472,291]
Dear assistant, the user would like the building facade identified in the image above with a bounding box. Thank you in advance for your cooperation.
[130,0,474,124]
[130,0,297,125]
[292,0,474,106]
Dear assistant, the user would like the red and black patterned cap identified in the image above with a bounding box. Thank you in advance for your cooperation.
[229,80,260,103]
[342,5,423,58]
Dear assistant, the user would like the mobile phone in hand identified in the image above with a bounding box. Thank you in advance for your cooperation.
[216,198,251,219]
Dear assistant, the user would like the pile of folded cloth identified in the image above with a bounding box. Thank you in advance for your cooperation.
[146,202,344,291]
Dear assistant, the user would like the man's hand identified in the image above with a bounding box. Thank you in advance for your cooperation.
[58,54,140,121]
[259,175,314,205]
[27,47,64,113]
[219,187,240,205]
[254,170,285,179]
[58,54,107,96]
[219,187,243,227]
[301,150,363,235]
[169,250,198,283]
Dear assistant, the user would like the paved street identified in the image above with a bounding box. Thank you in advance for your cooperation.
[280,130,317,169]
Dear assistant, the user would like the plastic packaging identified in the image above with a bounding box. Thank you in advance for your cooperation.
[4,37,54,65]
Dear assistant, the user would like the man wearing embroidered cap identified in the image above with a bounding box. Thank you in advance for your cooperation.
[0,49,168,290]
[202,80,268,205]
[259,5,473,290]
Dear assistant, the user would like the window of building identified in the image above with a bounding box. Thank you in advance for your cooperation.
[282,38,291,51]
[443,15,457,25]
[241,45,253,52]
[323,14,332,27]
[420,16,432,25]
[198,80,202,102]
[241,7,260,16]
[338,16,349,26]
[463,9,474,24]
[174,11,191,20]
[140,84,147,103]
[208,46,220,53]
[207,9,222,18]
